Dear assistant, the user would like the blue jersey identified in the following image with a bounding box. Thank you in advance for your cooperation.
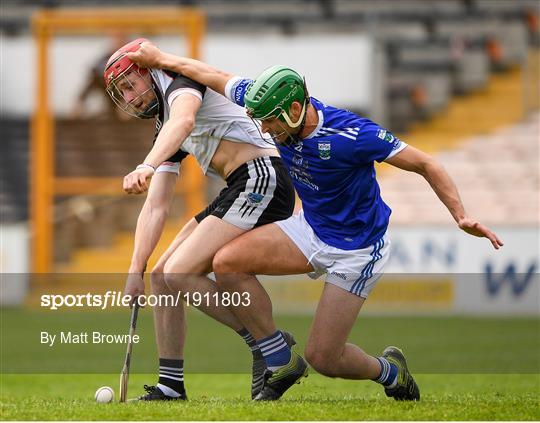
[225,77,407,250]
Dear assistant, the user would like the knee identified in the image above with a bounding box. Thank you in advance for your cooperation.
[212,246,240,275]
[162,260,184,292]
[304,344,339,378]
[150,265,168,294]
[162,259,207,292]
[213,247,251,292]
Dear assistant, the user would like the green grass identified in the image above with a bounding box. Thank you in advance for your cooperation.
[1,309,539,419]
[1,373,539,420]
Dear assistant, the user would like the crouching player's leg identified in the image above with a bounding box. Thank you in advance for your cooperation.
[213,222,314,400]
[214,211,419,401]
[303,232,420,401]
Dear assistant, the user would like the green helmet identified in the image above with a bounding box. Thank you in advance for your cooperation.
[245,65,308,128]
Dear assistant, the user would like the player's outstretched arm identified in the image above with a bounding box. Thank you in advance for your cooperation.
[386,145,504,249]
[126,42,234,96]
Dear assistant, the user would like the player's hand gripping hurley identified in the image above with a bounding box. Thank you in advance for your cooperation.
[119,297,140,402]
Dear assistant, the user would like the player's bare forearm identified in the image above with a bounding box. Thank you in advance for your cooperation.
[421,159,466,223]
[423,162,503,248]
[127,42,233,96]
[159,52,233,96]
[387,145,503,249]
[386,146,465,222]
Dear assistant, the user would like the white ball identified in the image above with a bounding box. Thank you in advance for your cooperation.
[95,386,114,403]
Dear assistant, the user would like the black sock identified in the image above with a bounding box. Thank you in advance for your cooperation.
[237,328,262,358]
[157,358,184,396]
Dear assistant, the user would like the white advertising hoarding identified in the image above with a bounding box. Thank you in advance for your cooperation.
[264,226,539,315]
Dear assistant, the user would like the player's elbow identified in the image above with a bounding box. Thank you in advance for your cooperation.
[146,196,170,213]
[180,116,196,133]
[140,198,170,221]
[420,155,446,179]
[414,154,437,177]
[168,115,196,137]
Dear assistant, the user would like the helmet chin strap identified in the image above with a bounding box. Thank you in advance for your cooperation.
[133,84,159,119]
[137,98,158,119]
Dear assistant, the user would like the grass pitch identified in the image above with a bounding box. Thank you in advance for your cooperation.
[1,309,539,420]
[1,373,539,420]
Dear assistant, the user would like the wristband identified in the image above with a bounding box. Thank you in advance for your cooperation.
[136,163,156,172]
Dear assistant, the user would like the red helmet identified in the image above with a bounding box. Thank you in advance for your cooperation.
[103,38,148,85]
[104,38,158,119]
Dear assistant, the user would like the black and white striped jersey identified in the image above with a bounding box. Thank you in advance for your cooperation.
[149,69,274,175]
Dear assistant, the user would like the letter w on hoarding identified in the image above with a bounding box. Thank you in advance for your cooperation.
[484,262,538,297]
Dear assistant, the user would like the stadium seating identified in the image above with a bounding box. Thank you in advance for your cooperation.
[53,119,189,265]
[55,119,154,177]
[380,112,539,225]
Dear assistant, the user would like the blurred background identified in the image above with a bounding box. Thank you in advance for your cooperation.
[0,0,538,319]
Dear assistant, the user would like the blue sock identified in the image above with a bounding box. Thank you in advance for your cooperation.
[257,331,291,371]
[374,357,398,388]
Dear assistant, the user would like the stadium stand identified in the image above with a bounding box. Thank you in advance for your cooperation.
[0,0,538,272]
[0,119,29,223]
[52,119,186,264]
[380,112,539,225]
[55,119,154,177]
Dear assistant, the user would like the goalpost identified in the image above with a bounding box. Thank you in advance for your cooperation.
[31,7,206,272]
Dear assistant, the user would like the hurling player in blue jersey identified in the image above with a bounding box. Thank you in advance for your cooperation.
[128,42,503,402]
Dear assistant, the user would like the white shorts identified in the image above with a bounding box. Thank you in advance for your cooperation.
[276,210,390,298]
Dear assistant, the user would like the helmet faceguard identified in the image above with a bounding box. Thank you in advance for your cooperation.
[103,38,158,119]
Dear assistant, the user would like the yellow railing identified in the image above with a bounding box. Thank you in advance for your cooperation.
[31,8,207,272]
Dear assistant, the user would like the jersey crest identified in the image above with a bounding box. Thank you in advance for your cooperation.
[318,142,331,160]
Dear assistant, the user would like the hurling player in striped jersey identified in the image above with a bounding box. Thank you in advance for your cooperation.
[127,42,503,401]
[105,39,298,401]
